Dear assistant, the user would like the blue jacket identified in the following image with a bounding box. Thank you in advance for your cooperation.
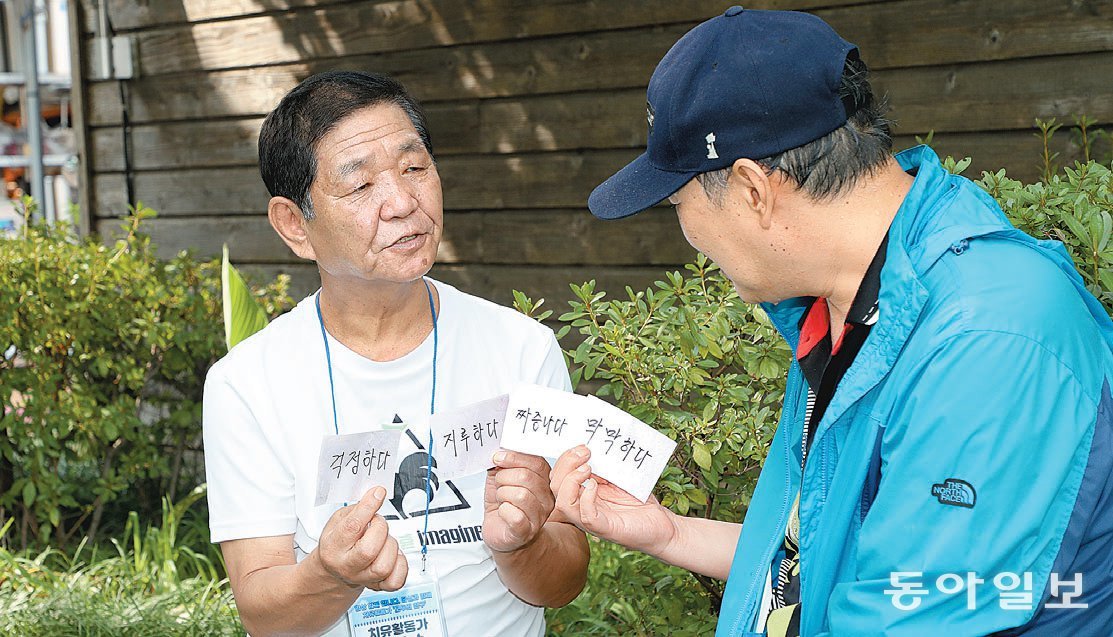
[716,146,1113,636]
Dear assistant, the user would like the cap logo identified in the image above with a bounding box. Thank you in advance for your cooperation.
[705,132,719,159]
[646,101,656,135]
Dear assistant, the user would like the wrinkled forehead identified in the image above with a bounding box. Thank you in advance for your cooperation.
[315,104,427,178]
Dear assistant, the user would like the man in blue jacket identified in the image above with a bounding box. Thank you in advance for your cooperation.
[550,7,1113,636]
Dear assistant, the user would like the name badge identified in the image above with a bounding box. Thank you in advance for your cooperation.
[346,551,448,637]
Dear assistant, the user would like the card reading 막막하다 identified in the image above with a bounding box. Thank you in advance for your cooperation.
[581,395,677,503]
[314,430,403,506]
[428,394,509,480]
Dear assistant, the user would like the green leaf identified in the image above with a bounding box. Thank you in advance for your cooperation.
[22,481,36,508]
[687,489,708,506]
[1099,268,1113,293]
[222,244,270,351]
[660,480,684,493]
[675,493,690,515]
[705,337,723,358]
[692,442,713,470]
[701,400,719,422]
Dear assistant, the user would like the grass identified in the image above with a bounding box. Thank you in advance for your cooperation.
[0,486,243,637]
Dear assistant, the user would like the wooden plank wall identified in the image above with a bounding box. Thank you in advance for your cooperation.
[76,0,1113,304]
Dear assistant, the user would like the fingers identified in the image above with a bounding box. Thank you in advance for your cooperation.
[495,501,535,545]
[318,489,396,588]
[488,453,555,523]
[492,449,551,478]
[352,515,390,565]
[495,484,552,518]
[360,535,401,586]
[494,467,553,495]
[342,486,387,538]
[377,551,409,591]
[353,533,409,592]
[579,478,605,534]
[550,446,591,491]
[553,463,591,526]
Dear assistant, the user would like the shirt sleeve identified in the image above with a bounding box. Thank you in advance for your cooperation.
[203,367,298,543]
[820,331,1097,636]
[533,331,573,392]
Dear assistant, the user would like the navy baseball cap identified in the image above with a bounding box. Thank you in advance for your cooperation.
[588,6,858,220]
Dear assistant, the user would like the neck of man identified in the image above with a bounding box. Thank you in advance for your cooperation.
[316,274,439,362]
[798,158,914,339]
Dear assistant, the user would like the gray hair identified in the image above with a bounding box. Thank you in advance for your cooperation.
[696,54,892,204]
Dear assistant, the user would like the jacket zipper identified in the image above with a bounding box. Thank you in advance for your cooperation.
[734,365,803,633]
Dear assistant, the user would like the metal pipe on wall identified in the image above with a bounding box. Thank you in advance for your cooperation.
[20,0,44,221]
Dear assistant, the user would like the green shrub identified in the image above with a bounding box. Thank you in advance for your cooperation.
[0,202,292,550]
[539,150,1113,634]
[981,161,1113,311]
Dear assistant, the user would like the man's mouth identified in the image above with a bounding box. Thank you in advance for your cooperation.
[388,232,425,248]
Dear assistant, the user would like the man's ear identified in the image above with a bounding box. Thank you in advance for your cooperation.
[268,196,316,261]
[729,158,778,230]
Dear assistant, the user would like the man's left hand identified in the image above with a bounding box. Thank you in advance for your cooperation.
[483,449,555,553]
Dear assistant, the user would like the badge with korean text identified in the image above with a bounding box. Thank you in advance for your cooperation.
[347,554,448,637]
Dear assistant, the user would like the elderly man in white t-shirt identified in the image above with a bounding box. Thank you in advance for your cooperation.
[202,70,589,637]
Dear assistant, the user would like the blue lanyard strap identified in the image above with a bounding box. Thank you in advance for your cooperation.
[423,280,438,568]
[315,292,341,436]
[315,280,440,568]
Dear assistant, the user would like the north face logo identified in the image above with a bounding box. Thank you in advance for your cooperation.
[931,478,976,508]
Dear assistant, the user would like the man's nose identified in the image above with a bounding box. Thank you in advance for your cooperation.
[378,175,419,220]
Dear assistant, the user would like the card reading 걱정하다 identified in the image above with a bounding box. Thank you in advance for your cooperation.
[314,430,403,506]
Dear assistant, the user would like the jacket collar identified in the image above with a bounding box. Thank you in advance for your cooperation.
[762,145,1011,353]
[760,145,1015,446]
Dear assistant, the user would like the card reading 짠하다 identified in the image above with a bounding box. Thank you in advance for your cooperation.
[314,430,403,506]
[427,394,509,481]
[499,384,592,458]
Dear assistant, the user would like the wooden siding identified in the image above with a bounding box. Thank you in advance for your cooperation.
[76,0,1113,303]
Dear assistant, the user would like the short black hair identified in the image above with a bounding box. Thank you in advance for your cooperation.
[697,53,892,202]
[258,70,434,220]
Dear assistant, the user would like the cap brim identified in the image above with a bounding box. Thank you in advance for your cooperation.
[588,153,695,220]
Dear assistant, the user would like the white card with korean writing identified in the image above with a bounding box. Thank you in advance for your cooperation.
[314,430,403,506]
[582,397,677,502]
[499,384,592,457]
[428,394,509,480]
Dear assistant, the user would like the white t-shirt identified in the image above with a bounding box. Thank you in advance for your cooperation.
[203,279,571,637]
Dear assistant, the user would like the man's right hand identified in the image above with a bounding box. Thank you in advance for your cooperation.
[550,445,679,556]
[315,486,408,591]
